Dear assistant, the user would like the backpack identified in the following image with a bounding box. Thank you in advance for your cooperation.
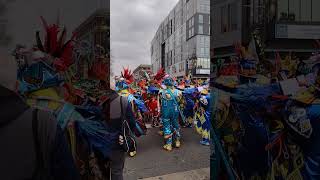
[120,96,136,153]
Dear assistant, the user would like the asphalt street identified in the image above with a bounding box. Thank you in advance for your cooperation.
[124,127,210,180]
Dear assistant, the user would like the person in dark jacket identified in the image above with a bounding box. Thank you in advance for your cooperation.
[0,84,80,180]
[103,89,137,180]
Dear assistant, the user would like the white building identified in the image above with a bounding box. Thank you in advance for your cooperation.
[151,0,210,79]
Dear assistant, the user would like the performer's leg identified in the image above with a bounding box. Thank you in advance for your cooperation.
[200,120,210,146]
[109,150,125,180]
[162,118,173,151]
[158,117,164,136]
[172,110,181,148]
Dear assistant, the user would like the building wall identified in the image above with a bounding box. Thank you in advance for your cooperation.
[151,0,210,78]
[74,9,110,88]
[133,65,151,81]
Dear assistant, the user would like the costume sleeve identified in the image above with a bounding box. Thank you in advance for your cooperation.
[51,124,80,180]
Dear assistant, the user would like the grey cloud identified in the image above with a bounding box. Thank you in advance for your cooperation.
[111,0,179,75]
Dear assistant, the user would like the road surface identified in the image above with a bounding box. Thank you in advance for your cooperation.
[124,127,210,180]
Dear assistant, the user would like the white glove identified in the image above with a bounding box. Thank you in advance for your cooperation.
[119,135,124,145]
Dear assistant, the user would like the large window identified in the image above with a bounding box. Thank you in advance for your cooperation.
[278,0,320,22]
[199,25,203,34]
[220,2,238,33]
[197,58,210,69]
[199,14,204,23]
[221,5,228,32]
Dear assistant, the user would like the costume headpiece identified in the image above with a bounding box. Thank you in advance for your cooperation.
[13,17,76,94]
[163,76,174,86]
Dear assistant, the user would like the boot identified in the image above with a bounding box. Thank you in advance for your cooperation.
[129,151,137,157]
[163,144,172,151]
[174,140,181,148]
[200,139,210,146]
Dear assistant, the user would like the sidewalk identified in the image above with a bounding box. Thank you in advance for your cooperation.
[140,167,210,180]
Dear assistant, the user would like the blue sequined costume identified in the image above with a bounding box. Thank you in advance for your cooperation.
[159,77,181,149]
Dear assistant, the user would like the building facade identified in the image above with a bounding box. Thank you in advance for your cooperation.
[73,7,110,88]
[151,0,210,79]
[133,64,152,81]
[211,0,320,64]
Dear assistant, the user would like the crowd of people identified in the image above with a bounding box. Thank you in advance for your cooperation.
[0,16,211,180]
[212,40,320,179]
[114,68,212,151]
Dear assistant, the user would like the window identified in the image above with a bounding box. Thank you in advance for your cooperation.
[221,5,228,33]
[191,17,194,26]
[200,48,205,55]
[289,0,300,22]
[278,0,320,22]
[221,3,237,33]
[230,3,238,30]
[191,28,194,36]
[199,14,203,23]
[199,25,203,34]
[312,1,320,22]
[301,0,312,21]
[204,47,209,56]
[170,19,173,34]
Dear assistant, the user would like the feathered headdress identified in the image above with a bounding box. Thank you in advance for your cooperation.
[36,16,77,71]
[154,68,166,82]
[121,67,134,85]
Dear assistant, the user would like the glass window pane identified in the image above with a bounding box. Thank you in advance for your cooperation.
[301,0,311,21]
[312,0,320,22]
[231,3,238,30]
[221,5,228,32]
[289,0,300,21]
[199,25,203,34]
[199,14,203,23]
[278,0,288,21]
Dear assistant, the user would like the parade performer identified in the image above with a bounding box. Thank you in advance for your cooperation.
[141,69,164,127]
[146,85,161,127]
[194,88,211,146]
[12,17,138,179]
[158,75,183,151]
[181,86,196,128]
[115,68,148,157]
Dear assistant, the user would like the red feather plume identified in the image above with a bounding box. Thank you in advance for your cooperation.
[154,68,166,81]
[121,68,134,84]
[37,16,77,72]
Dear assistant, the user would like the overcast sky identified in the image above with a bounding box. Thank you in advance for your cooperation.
[110,0,179,76]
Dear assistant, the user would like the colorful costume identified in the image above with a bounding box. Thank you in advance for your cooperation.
[182,87,197,127]
[159,76,182,151]
[194,90,211,146]
[115,68,148,157]
[12,17,139,179]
